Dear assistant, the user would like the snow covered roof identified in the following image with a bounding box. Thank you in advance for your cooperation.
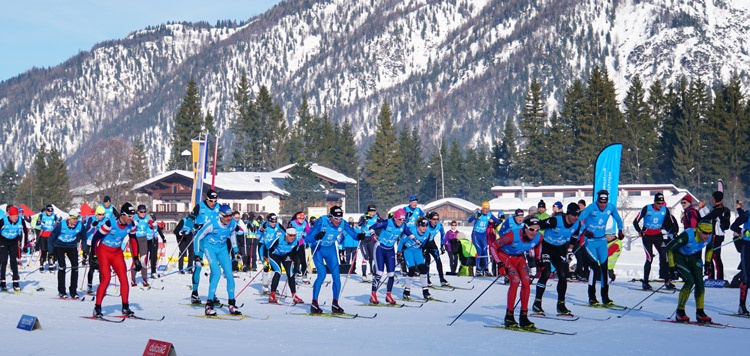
[422,197,480,212]
[132,170,288,195]
[272,163,357,185]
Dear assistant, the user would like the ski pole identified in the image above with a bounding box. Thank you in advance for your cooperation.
[713,236,742,251]
[448,273,503,326]
[235,268,264,298]
[156,266,193,279]
[340,240,361,297]
[617,283,666,318]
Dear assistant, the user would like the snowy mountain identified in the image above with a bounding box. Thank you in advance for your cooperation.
[1,0,748,182]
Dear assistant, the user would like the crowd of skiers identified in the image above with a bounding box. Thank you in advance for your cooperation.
[2,188,749,328]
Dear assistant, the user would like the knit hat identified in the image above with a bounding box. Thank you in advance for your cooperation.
[654,193,665,203]
[7,206,18,216]
[537,200,546,208]
[553,201,563,210]
[712,191,724,202]
[682,195,693,203]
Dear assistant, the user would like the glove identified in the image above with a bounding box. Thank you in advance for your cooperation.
[263,258,270,269]
[539,253,550,264]
[234,253,242,261]
[617,230,625,240]
[566,252,574,263]
[314,229,326,240]
[162,238,167,243]
[440,246,446,255]
[584,230,594,239]
[133,257,143,272]
[194,256,203,268]
[89,255,99,270]
[356,232,366,241]
[474,211,481,219]
[703,263,710,276]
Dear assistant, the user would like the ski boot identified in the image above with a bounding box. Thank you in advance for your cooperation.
[587,286,599,305]
[601,286,614,305]
[369,291,379,304]
[642,280,653,290]
[292,293,304,304]
[675,309,689,322]
[86,284,94,295]
[58,293,68,299]
[331,299,344,314]
[664,281,677,290]
[385,292,396,305]
[519,310,534,329]
[504,310,518,327]
[122,303,135,317]
[142,280,150,288]
[696,309,712,323]
[0,281,7,292]
[130,280,137,287]
[557,300,572,315]
[93,304,103,318]
[191,291,201,305]
[205,301,217,316]
[532,299,545,315]
[422,288,431,300]
[402,288,411,300]
[12,280,19,292]
[739,304,750,316]
[268,291,278,304]
[310,299,323,314]
[440,279,450,287]
[228,299,242,315]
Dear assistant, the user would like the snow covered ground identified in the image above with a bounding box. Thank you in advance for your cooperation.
[1,229,745,355]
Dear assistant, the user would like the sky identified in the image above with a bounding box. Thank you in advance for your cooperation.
[0,226,745,355]
[0,0,284,82]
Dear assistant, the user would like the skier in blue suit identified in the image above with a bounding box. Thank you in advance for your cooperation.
[305,206,361,314]
[468,201,502,276]
[577,190,624,306]
[193,204,241,316]
[366,208,414,304]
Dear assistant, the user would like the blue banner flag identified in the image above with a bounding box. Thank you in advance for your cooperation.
[593,143,622,207]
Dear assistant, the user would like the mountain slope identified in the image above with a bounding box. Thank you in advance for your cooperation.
[0,0,748,185]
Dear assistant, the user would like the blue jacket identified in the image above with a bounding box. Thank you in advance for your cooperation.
[50,220,85,249]
[578,203,624,239]
[194,218,238,255]
[369,219,415,248]
[305,215,359,249]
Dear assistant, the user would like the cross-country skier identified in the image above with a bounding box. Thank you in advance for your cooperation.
[366,208,414,304]
[357,204,384,281]
[49,209,85,298]
[0,206,24,291]
[730,206,750,315]
[533,203,581,315]
[90,202,141,318]
[399,216,432,302]
[666,220,714,322]
[259,213,285,294]
[424,211,449,286]
[633,193,677,290]
[189,189,220,304]
[468,201,502,276]
[193,204,241,316]
[577,190,624,306]
[489,217,542,328]
[267,228,304,304]
[305,206,362,314]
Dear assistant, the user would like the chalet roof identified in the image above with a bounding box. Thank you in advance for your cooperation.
[132,170,288,195]
[272,163,357,185]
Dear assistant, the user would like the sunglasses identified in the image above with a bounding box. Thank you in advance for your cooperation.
[207,199,217,203]
[70,216,79,219]
[137,210,147,213]
[46,208,54,212]
[395,218,404,221]
[96,213,104,217]
[332,217,342,221]
[527,227,539,232]
[122,213,134,218]
[681,201,689,205]
[220,213,233,218]
[430,218,439,221]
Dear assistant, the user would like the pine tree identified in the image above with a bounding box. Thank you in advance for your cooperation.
[282,160,324,215]
[621,75,658,183]
[168,78,204,170]
[363,103,401,210]
[670,77,706,194]
[710,74,746,202]
[330,119,361,212]
[444,140,463,198]
[517,77,547,185]
[256,86,288,171]
[545,112,575,185]
[230,73,258,171]
[647,80,672,183]
[397,126,424,199]
[0,161,20,204]
[494,116,517,185]
[130,138,150,185]
[47,148,71,209]
[561,79,588,184]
